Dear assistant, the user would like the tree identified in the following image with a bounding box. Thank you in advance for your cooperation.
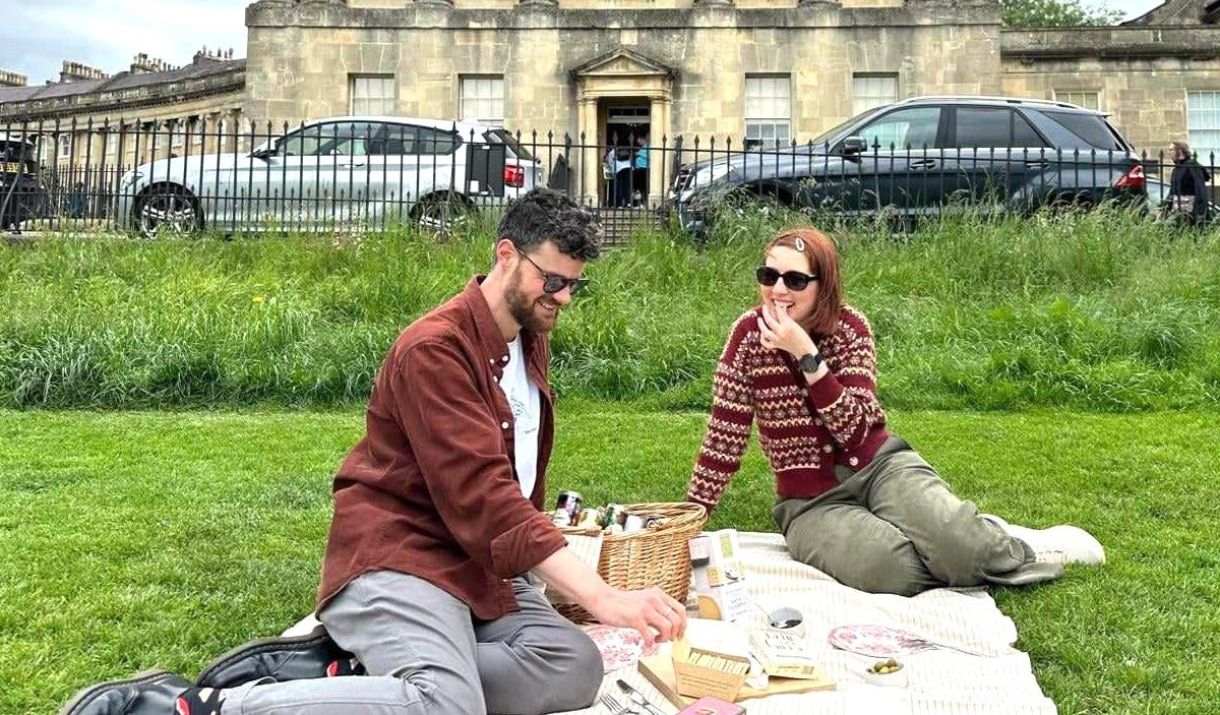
[1001,0,1124,27]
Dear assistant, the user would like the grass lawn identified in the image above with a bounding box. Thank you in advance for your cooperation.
[2,404,1217,714]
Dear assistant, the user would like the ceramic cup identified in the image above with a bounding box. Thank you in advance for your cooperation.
[765,606,806,637]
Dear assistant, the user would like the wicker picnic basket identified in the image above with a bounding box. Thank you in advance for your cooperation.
[555,501,707,624]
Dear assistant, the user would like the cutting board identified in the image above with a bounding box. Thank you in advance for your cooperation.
[638,653,835,707]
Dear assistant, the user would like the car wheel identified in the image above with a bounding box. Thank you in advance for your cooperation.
[411,193,470,237]
[134,186,203,238]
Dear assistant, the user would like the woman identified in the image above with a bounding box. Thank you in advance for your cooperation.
[686,227,1104,596]
[1167,140,1212,228]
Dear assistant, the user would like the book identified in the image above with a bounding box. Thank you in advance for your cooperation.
[677,695,747,715]
[749,629,823,680]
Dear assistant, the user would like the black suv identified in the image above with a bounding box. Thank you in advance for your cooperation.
[670,96,1147,233]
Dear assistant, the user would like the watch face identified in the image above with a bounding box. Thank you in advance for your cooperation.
[800,354,819,372]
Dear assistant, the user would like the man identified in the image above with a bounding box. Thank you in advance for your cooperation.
[62,187,687,715]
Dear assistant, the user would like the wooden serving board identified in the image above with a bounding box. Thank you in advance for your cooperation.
[638,653,835,707]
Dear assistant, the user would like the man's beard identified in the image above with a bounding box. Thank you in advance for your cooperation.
[506,269,558,334]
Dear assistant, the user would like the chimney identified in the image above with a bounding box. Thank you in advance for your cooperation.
[59,60,109,83]
[130,53,170,74]
[0,69,28,88]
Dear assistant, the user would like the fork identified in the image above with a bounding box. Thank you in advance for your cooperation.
[600,691,635,714]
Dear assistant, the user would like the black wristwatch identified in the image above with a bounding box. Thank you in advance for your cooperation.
[799,352,823,374]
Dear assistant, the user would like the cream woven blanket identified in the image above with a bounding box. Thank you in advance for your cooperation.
[560,531,1058,715]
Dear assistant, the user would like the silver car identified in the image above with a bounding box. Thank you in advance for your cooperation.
[117,116,541,236]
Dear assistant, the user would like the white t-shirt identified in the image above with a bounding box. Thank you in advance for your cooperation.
[498,336,541,498]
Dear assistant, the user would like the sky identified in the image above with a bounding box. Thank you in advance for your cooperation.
[0,0,1166,86]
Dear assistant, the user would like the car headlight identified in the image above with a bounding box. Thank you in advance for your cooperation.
[680,163,733,203]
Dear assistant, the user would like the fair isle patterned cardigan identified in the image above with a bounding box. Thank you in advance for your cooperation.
[687,304,891,513]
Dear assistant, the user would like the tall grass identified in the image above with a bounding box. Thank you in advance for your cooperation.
[1,209,1217,411]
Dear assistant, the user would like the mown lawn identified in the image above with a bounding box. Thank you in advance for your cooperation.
[1,405,1216,714]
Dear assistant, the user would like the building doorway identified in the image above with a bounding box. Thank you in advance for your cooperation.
[603,103,649,207]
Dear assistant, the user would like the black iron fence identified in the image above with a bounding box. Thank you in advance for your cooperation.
[1,116,1215,237]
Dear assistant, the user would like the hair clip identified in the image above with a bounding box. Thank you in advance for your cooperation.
[794,237,806,252]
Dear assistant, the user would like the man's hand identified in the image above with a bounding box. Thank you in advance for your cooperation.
[585,587,687,648]
[758,301,817,359]
[532,547,686,647]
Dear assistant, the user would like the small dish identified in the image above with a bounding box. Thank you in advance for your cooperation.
[862,658,908,688]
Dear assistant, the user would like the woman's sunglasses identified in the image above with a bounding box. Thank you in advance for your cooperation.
[756,266,819,291]
[518,248,589,295]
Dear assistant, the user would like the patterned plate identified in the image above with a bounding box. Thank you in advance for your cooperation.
[827,624,941,658]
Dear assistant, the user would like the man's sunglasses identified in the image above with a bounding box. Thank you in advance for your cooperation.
[517,248,589,295]
[756,266,819,291]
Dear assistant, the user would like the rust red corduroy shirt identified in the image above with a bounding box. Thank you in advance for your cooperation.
[316,277,567,621]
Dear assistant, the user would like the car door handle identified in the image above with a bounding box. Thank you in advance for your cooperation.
[908,159,938,170]
[338,163,366,169]
[1025,160,1050,170]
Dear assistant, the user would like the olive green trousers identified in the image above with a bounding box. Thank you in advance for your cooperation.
[773,436,1063,596]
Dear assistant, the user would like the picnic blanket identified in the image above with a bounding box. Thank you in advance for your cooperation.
[557,531,1058,715]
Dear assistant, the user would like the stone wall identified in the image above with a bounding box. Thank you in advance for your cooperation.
[244,0,1003,140]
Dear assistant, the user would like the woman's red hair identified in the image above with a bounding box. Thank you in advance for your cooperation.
[764,227,842,337]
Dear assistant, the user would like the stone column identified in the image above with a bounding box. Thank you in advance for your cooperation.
[648,96,671,206]
[578,96,600,207]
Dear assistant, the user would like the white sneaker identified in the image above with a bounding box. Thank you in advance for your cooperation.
[981,514,1106,566]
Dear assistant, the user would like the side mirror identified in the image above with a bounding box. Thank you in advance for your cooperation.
[250,144,275,161]
[841,137,868,156]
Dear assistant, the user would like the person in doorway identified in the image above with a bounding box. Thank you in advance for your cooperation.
[1165,140,1212,229]
[632,136,649,207]
[686,226,1106,597]
[61,187,687,715]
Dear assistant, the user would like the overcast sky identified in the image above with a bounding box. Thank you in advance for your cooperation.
[0,0,1165,86]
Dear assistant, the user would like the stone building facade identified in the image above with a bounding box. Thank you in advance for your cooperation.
[240,0,1220,202]
[1,0,1217,205]
[0,50,245,169]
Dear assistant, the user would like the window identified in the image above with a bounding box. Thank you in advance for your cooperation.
[58,134,71,159]
[278,122,376,157]
[953,108,1046,149]
[1042,110,1123,151]
[1187,91,1220,165]
[745,75,791,149]
[350,75,395,116]
[460,76,505,129]
[106,132,118,157]
[171,122,185,147]
[858,107,941,150]
[1054,90,1100,111]
[853,74,899,116]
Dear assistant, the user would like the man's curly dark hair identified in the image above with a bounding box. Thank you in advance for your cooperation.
[497,187,602,261]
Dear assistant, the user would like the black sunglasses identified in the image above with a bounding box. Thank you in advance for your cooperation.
[756,266,819,291]
[517,248,589,295]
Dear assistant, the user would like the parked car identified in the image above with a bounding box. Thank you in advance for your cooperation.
[0,134,49,229]
[117,117,542,236]
[1145,176,1218,224]
[670,96,1147,233]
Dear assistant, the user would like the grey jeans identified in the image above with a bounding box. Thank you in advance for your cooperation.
[220,570,603,715]
[773,436,1063,596]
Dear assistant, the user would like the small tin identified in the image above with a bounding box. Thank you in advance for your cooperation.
[642,515,664,529]
[555,490,583,523]
[550,508,572,527]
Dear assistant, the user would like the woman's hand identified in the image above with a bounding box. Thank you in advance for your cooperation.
[758,301,818,360]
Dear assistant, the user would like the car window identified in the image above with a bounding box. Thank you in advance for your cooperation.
[1040,111,1124,151]
[415,127,460,156]
[369,124,417,156]
[485,128,534,161]
[277,122,375,157]
[953,107,1049,149]
[858,107,941,150]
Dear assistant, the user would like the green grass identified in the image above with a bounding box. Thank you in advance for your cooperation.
[2,210,1219,411]
[2,405,1217,714]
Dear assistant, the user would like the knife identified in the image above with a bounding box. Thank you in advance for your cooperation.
[616,678,669,715]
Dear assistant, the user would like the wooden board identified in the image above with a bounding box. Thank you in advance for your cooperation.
[638,653,835,707]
